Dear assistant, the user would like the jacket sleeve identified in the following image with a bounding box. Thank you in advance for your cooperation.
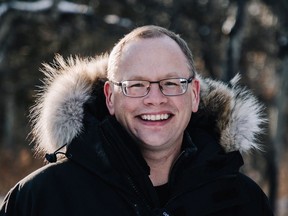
[0,169,45,216]
[0,183,30,216]
[239,173,274,216]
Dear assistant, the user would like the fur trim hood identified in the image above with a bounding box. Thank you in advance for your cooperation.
[30,54,266,154]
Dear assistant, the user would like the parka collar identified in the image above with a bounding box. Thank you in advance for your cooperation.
[29,54,266,157]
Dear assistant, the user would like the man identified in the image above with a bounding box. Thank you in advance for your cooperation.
[0,25,273,215]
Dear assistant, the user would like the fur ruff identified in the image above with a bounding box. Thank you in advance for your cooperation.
[30,55,266,154]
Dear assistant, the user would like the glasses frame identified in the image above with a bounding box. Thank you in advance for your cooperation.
[111,76,194,98]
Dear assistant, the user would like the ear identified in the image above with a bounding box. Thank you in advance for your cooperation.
[104,81,115,115]
[191,78,200,113]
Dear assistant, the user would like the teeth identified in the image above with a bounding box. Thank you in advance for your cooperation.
[141,114,170,121]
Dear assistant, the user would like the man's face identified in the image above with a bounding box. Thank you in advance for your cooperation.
[104,36,200,151]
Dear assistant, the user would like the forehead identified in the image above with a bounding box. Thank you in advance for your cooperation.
[116,36,190,80]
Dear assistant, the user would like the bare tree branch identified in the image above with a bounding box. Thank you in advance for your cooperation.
[0,0,94,18]
[224,0,246,82]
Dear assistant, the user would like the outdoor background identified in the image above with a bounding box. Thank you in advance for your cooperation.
[0,0,287,215]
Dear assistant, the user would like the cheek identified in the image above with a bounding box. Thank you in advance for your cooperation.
[184,101,193,119]
[113,97,134,120]
[113,99,141,136]
[179,95,194,120]
[183,88,198,113]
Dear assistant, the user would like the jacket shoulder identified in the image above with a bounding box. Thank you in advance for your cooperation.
[0,160,72,216]
[237,173,274,215]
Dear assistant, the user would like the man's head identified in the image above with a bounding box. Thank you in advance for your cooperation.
[104,25,200,152]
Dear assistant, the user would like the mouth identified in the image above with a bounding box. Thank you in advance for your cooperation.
[140,113,171,121]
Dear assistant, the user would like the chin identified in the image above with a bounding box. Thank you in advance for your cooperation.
[139,138,170,150]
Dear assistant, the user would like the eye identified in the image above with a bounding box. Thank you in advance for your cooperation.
[127,81,146,88]
[130,83,144,88]
[132,83,144,88]
[163,80,180,87]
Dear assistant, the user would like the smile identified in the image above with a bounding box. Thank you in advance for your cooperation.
[140,114,170,121]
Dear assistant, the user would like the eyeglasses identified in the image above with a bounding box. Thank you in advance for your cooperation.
[111,77,194,98]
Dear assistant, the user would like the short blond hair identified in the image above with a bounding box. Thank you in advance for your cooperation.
[107,25,196,80]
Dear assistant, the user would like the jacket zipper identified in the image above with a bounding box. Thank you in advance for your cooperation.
[126,175,154,215]
[168,150,186,184]
[99,126,153,215]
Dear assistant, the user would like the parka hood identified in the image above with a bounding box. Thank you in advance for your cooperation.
[30,54,266,155]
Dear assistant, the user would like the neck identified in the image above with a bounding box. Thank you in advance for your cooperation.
[141,144,181,186]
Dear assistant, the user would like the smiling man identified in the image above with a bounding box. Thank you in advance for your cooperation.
[0,26,273,216]
[104,31,200,186]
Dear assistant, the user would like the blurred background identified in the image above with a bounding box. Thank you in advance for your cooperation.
[0,0,287,215]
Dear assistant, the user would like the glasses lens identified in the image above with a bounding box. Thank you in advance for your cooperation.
[122,80,150,97]
[118,78,191,97]
[160,78,188,96]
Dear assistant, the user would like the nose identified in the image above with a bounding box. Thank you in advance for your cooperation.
[143,83,168,105]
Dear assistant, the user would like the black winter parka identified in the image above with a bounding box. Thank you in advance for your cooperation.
[0,55,273,216]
